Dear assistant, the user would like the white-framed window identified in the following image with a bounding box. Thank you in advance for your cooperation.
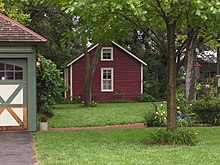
[101,47,113,61]
[101,68,113,92]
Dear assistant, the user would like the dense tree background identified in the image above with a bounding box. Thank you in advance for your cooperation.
[0,0,30,25]
[24,1,82,67]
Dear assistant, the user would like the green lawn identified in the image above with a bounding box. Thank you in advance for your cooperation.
[49,102,154,128]
[34,127,220,165]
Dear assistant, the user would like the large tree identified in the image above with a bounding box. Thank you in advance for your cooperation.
[59,0,220,129]
[108,0,220,130]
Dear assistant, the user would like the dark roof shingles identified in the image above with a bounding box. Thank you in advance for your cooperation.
[0,14,47,42]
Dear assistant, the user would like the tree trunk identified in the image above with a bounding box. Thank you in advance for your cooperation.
[166,22,177,130]
[82,36,104,107]
[84,69,92,107]
[185,37,197,103]
[82,35,91,107]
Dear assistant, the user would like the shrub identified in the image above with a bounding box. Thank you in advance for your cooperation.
[190,77,220,125]
[36,55,66,117]
[176,89,191,113]
[196,76,216,99]
[144,111,157,127]
[145,128,199,146]
[191,98,220,124]
[138,93,155,102]
[144,102,167,127]
[177,118,193,127]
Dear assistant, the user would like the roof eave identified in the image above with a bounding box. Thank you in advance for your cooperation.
[0,40,47,45]
[63,41,147,67]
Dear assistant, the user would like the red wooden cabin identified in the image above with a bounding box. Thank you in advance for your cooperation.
[63,42,147,102]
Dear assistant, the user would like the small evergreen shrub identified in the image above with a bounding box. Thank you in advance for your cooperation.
[138,93,155,102]
[145,128,199,146]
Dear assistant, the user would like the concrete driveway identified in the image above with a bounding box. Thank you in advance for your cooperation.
[0,131,36,165]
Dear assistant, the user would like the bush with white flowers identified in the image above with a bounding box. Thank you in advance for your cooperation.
[144,102,167,127]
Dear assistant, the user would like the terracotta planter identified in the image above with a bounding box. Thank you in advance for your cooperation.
[39,122,48,131]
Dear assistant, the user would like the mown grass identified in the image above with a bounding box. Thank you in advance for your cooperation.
[49,102,154,128]
[34,127,220,165]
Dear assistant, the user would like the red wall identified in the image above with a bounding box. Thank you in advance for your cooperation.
[70,44,142,102]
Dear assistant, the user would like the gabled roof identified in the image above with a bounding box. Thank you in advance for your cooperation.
[64,41,147,67]
[0,13,47,42]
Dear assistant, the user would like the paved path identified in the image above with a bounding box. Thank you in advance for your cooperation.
[0,131,36,165]
[49,123,145,131]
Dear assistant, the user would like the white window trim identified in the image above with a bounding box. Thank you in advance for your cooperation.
[141,64,143,94]
[101,47,113,61]
[101,68,114,92]
[70,65,73,100]
[64,68,68,98]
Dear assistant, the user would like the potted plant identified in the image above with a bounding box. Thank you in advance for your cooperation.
[39,115,49,131]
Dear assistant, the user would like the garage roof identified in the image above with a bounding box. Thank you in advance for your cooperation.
[0,13,47,42]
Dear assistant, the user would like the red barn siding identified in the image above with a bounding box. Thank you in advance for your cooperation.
[68,43,143,102]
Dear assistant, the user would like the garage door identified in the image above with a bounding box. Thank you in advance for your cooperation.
[0,59,27,131]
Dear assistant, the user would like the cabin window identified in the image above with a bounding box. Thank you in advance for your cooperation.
[101,47,113,61]
[101,68,113,92]
[0,63,23,80]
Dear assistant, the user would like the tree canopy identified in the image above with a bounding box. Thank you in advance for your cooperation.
[0,0,30,25]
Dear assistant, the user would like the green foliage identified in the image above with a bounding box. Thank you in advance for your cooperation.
[191,97,220,125]
[138,93,155,102]
[145,128,199,146]
[192,78,220,125]
[176,88,191,113]
[177,118,193,127]
[196,77,216,98]
[36,55,65,117]
[144,111,157,127]
[143,52,167,100]
[0,0,30,25]
[176,88,194,127]
[60,0,133,44]
[144,102,167,127]
[25,1,80,67]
